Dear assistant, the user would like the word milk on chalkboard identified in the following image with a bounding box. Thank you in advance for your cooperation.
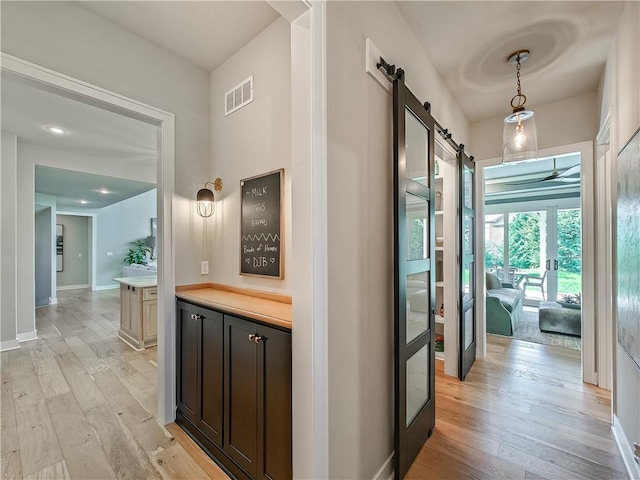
[240,169,283,278]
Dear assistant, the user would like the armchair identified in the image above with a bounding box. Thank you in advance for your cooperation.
[522,270,547,300]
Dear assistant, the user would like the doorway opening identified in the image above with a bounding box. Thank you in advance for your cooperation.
[484,153,583,354]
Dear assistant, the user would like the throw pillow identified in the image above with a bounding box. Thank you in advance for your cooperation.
[486,272,502,290]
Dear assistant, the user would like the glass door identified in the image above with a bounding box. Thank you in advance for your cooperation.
[393,72,436,479]
[485,206,581,305]
[555,208,582,302]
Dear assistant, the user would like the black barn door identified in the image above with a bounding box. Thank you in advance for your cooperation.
[458,148,477,380]
[393,72,436,479]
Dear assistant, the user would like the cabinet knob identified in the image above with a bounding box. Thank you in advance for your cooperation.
[191,314,201,321]
[248,334,256,342]
[254,335,264,344]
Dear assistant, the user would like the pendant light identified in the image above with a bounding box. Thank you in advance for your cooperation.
[503,49,538,163]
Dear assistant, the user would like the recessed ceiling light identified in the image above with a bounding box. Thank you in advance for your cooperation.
[80,200,88,204]
[98,189,109,194]
[45,126,66,134]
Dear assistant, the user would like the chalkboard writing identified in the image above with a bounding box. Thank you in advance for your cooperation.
[240,169,283,278]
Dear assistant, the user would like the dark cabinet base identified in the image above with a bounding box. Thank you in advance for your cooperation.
[176,412,251,480]
[176,300,292,480]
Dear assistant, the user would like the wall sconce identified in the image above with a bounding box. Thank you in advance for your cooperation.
[197,178,223,217]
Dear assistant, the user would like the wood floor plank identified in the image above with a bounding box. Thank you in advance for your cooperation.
[64,336,109,374]
[54,352,108,413]
[45,392,115,480]
[15,400,63,476]
[84,403,161,480]
[164,423,229,480]
[1,369,22,480]
[152,442,213,480]
[23,460,69,480]
[91,370,173,454]
[30,346,70,399]
[497,444,591,480]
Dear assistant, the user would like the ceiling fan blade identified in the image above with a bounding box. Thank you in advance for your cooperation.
[556,177,581,183]
[558,164,580,178]
[505,177,547,186]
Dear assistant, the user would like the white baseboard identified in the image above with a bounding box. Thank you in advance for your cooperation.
[17,330,38,343]
[373,453,394,480]
[94,284,119,291]
[0,339,20,352]
[57,284,90,291]
[613,414,640,480]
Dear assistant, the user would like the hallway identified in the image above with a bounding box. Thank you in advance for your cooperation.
[409,337,626,479]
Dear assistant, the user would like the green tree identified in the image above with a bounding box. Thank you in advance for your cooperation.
[508,212,540,269]
[485,241,504,269]
[557,209,581,274]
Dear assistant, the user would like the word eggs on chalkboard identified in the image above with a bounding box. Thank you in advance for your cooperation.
[240,169,283,278]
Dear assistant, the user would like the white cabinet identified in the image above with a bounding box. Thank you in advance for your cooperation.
[115,277,157,350]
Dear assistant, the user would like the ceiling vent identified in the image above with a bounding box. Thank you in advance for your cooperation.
[225,76,254,116]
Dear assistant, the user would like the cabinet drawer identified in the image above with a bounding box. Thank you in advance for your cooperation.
[143,288,158,301]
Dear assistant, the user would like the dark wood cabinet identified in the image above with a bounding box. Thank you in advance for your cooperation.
[176,301,224,447]
[176,300,292,480]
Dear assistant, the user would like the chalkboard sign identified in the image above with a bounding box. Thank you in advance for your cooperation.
[240,169,284,278]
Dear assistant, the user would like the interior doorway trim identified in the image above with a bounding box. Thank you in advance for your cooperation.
[1,52,177,424]
[476,141,597,385]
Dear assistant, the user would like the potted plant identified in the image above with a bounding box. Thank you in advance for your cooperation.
[124,239,151,266]
[559,293,581,310]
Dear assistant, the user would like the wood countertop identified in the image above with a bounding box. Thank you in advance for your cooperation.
[176,285,291,330]
[113,276,157,288]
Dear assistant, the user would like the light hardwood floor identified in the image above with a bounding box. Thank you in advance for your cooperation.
[2,290,624,479]
[408,336,626,480]
[1,288,228,480]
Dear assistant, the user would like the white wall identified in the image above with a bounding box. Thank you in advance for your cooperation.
[79,190,157,288]
[325,2,469,477]
[470,91,599,161]
[209,17,292,293]
[35,207,52,305]
[599,1,640,474]
[35,193,58,303]
[1,0,211,342]
[0,132,18,348]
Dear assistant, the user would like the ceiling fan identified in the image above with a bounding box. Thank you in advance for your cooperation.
[506,158,580,185]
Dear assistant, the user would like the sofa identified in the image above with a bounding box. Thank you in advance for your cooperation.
[486,272,523,336]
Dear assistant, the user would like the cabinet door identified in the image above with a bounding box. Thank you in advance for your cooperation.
[176,301,200,425]
[142,301,158,341]
[257,325,292,480]
[199,307,224,447]
[120,285,131,331]
[224,315,258,478]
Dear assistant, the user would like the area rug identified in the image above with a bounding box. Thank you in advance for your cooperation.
[512,307,582,351]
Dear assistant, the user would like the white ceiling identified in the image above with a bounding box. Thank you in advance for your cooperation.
[397,1,626,123]
[1,74,158,164]
[1,74,158,210]
[79,1,281,71]
[35,166,156,211]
